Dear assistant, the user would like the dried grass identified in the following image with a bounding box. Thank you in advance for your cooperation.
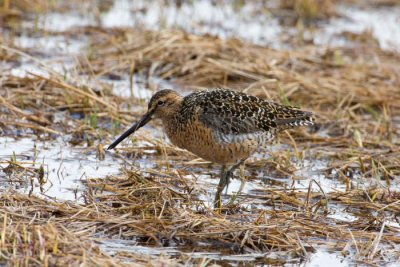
[80,28,400,173]
[0,191,190,266]
[0,0,400,266]
[2,170,399,266]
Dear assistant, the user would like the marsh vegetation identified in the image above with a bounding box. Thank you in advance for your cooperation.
[0,0,399,266]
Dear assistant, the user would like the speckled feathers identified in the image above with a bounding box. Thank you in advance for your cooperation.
[109,88,314,164]
[153,88,314,164]
[108,88,315,202]
[178,89,314,134]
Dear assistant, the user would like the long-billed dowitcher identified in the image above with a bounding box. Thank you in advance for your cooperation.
[108,89,314,207]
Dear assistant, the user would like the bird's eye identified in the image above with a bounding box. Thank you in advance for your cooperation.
[157,100,165,106]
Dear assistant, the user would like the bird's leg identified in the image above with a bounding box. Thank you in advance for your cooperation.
[224,159,246,192]
[214,165,227,209]
[214,159,246,209]
[238,163,246,193]
[228,161,247,205]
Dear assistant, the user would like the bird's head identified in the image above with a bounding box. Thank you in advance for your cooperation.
[147,89,183,119]
[108,89,182,150]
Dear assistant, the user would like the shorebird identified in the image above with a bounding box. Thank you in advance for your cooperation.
[108,89,314,208]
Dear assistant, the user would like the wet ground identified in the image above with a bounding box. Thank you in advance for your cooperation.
[1,0,400,266]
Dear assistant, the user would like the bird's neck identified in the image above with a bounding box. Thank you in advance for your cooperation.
[160,102,184,142]
[159,101,182,125]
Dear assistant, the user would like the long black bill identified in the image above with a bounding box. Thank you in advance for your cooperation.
[108,112,153,150]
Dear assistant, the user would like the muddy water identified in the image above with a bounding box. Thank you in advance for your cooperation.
[1,1,400,266]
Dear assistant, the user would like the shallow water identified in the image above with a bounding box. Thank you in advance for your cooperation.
[316,5,400,51]
[99,238,351,266]
[1,0,400,265]
[0,136,121,201]
[100,0,400,51]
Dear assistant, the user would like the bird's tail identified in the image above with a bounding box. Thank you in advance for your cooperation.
[274,106,315,130]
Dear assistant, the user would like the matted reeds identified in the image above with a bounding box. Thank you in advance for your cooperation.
[1,0,400,266]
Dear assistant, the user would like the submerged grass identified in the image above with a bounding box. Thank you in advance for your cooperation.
[1,170,399,265]
[0,0,400,266]
[79,26,399,183]
[0,191,189,266]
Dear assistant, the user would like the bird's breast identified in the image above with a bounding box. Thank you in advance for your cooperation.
[162,118,274,165]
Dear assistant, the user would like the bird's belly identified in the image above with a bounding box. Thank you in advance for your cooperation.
[164,121,273,165]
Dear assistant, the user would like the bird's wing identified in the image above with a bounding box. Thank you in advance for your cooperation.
[199,112,260,135]
[194,90,275,135]
[193,89,314,134]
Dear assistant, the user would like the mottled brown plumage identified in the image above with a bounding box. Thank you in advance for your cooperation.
[108,88,314,208]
